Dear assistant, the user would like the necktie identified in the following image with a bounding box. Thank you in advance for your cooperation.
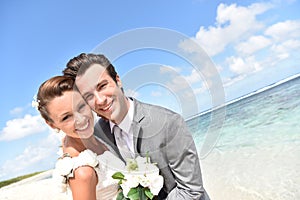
[113,125,133,161]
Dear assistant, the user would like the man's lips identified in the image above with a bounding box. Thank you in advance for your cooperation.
[100,101,113,112]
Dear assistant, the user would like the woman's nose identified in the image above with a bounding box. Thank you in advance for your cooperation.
[74,112,86,125]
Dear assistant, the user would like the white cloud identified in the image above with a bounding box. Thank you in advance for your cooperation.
[181,2,273,56]
[166,76,189,92]
[265,20,300,42]
[183,69,202,85]
[193,85,208,95]
[9,107,24,116]
[160,65,181,74]
[0,114,47,141]
[226,56,261,74]
[230,20,300,76]
[271,39,300,60]
[223,74,247,88]
[178,2,300,92]
[160,67,194,92]
[0,132,61,180]
[158,65,208,96]
[235,35,272,55]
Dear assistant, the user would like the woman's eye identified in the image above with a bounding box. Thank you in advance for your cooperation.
[62,115,70,121]
[85,94,93,101]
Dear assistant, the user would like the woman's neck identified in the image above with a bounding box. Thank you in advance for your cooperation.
[65,135,107,155]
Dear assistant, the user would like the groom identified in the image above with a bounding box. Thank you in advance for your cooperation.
[63,53,210,200]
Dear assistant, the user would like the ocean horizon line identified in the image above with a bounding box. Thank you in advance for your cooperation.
[186,72,300,121]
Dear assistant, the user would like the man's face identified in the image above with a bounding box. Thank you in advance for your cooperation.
[75,64,129,124]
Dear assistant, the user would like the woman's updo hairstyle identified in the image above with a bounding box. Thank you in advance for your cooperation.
[36,76,75,123]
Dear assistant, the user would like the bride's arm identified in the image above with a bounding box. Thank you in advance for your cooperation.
[69,166,98,200]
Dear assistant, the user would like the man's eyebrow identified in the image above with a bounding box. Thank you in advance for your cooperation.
[96,79,107,89]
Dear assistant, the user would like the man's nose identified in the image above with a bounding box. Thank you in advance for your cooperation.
[94,92,106,106]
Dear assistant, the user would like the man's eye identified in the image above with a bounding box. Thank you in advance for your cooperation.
[97,83,107,91]
[78,103,86,112]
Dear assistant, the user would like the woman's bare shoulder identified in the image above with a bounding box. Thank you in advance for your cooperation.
[62,136,81,157]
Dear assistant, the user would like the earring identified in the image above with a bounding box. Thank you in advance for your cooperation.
[54,128,60,133]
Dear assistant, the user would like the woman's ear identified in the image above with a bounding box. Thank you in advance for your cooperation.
[46,120,58,130]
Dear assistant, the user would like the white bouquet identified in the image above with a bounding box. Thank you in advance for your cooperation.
[112,155,164,200]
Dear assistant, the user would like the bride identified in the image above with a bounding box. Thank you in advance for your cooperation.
[36,75,124,200]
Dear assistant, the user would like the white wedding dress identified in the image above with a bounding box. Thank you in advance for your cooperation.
[53,150,125,200]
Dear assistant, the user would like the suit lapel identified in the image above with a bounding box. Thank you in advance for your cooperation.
[131,98,146,156]
[98,119,115,144]
[94,119,124,160]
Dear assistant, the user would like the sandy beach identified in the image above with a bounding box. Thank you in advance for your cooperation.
[1,143,299,200]
[0,170,70,200]
[201,142,300,200]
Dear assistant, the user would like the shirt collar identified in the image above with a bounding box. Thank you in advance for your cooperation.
[110,98,134,134]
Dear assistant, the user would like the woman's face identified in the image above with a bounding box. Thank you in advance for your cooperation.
[47,90,94,139]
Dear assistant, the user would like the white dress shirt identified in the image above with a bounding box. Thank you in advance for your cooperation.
[110,98,135,155]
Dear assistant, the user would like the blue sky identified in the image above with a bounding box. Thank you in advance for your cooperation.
[0,0,299,181]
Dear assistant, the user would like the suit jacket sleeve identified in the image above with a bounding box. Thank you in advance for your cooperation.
[165,113,206,200]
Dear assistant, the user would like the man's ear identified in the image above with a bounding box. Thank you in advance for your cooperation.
[116,75,122,88]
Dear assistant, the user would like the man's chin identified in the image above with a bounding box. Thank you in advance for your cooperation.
[96,113,110,121]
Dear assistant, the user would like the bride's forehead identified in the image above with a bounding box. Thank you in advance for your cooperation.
[50,91,83,105]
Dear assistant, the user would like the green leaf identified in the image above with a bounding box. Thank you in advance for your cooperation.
[146,151,149,163]
[139,187,148,200]
[127,188,139,200]
[116,192,124,200]
[144,188,154,199]
[112,172,125,180]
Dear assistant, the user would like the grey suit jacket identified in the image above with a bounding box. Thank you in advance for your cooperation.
[94,98,210,200]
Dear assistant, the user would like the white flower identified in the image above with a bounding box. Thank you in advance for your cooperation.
[31,95,40,110]
[126,158,138,171]
[55,157,73,176]
[31,100,39,109]
[76,149,98,168]
[148,173,164,195]
[139,175,151,188]
[52,154,74,193]
[136,156,149,164]
[120,174,140,197]
[52,169,68,192]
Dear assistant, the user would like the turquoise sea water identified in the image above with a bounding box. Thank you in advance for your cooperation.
[188,76,300,200]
